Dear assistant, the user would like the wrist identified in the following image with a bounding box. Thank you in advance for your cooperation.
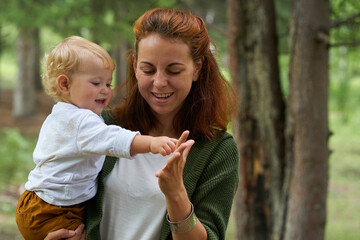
[167,202,197,234]
[165,187,191,222]
[165,186,187,205]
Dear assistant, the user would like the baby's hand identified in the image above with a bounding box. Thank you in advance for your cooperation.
[151,137,178,156]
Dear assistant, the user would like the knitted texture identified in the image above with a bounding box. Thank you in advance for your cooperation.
[86,110,239,240]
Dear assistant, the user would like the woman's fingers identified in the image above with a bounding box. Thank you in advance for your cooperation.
[67,224,85,240]
[176,130,190,149]
[155,152,181,177]
[44,229,75,240]
[182,140,195,159]
[44,224,85,240]
[155,139,194,178]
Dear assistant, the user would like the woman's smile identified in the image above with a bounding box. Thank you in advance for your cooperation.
[152,92,174,102]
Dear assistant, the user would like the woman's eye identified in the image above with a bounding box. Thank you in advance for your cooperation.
[143,70,155,74]
[167,69,182,75]
[168,71,181,75]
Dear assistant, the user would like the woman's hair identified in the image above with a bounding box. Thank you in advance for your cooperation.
[114,8,237,140]
[42,36,115,102]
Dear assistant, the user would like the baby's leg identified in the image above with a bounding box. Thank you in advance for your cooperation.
[16,190,86,240]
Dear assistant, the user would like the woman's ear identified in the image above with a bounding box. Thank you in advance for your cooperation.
[192,60,202,82]
[57,75,71,95]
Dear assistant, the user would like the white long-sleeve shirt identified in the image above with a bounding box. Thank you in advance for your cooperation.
[25,102,139,206]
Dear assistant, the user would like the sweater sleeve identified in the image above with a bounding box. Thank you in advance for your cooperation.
[193,135,239,239]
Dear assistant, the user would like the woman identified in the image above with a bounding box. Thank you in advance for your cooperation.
[46,7,239,240]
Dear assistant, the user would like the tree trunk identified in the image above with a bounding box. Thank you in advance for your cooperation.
[228,0,285,239]
[113,38,128,88]
[13,28,36,118]
[284,0,330,239]
[33,28,42,91]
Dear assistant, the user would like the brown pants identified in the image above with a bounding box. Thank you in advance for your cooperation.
[16,190,86,240]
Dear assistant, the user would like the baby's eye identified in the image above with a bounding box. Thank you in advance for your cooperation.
[92,82,100,86]
[106,83,112,88]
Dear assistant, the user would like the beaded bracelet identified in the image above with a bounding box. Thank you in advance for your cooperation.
[166,203,197,234]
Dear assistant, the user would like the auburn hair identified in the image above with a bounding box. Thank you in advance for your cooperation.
[113,8,237,140]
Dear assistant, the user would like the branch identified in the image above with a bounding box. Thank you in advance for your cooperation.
[174,0,228,36]
[329,41,360,48]
[206,22,227,36]
[331,12,360,28]
[317,31,330,44]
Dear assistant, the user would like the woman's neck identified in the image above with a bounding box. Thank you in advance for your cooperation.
[149,125,177,138]
[148,110,180,138]
[149,116,179,138]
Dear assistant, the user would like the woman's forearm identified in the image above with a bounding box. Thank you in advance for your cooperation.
[166,189,207,240]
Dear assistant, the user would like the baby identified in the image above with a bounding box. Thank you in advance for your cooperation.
[15,36,177,240]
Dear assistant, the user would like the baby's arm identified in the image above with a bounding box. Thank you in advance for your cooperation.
[130,135,178,156]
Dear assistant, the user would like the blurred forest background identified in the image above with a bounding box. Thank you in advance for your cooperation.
[0,0,359,239]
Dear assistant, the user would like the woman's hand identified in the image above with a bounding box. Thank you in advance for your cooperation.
[155,130,194,198]
[155,131,208,239]
[44,224,86,240]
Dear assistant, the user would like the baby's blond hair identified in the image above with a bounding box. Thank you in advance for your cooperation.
[42,36,115,101]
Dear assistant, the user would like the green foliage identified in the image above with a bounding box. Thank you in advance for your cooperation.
[0,0,58,29]
[279,54,290,98]
[157,0,177,8]
[0,128,35,187]
[331,0,360,21]
[331,0,360,45]
[275,0,291,54]
[329,45,360,122]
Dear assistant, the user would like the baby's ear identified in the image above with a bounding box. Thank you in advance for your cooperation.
[57,75,71,95]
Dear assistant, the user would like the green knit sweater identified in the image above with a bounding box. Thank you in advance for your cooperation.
[86,110,239,240]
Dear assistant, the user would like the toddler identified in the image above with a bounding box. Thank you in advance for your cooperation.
[15,36,177,240]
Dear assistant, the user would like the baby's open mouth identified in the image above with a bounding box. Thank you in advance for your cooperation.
[95,99,106,104]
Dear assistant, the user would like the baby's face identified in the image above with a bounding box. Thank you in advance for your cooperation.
[67,57,113,115]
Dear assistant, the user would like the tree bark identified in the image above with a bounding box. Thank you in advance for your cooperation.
[33,28,42,91]
[113,38,128,88]
[13,27,36,118]
[284,0,330,239]
[228,0,285,239]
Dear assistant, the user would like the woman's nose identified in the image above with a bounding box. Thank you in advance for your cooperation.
[153,72,168,88]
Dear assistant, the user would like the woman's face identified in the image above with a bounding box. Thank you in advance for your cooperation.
[134,33,200,121]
